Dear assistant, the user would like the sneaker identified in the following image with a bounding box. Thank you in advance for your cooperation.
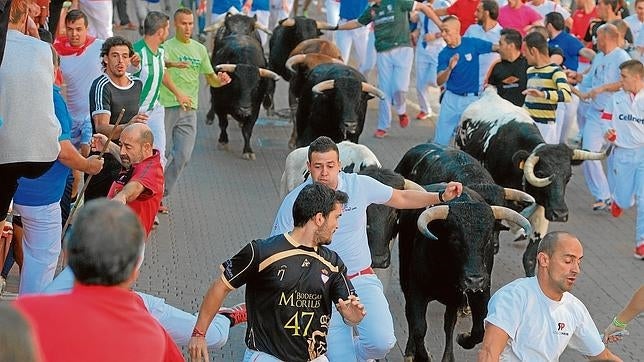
[218,303,247,327]
[592,199,610,211]
[158,202,169,214]
[611,201,623,218]
[415,111,432,120]
[125,23,138,31]
[399,114,410,128]
[0,276,5,294]
[374,129,388,138]
[634,244,644,260]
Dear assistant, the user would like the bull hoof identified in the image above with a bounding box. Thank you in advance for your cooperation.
[217,142,229,151]
[457,305,471,317]
[404,356,414,362]
[205,117,214,126]
[456,332,480,350]
[287,140,296,150]
[242,152,256,160]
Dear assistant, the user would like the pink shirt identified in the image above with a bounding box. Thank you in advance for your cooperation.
[498,5,543,36]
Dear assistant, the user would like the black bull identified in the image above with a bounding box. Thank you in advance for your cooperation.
[398,187,530,362]
[206,34,277,160]
[294,63,383,147]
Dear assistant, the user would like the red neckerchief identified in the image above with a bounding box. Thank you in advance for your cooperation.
[53,35,97,56]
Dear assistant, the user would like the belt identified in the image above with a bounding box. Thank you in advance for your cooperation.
[451,90,479,97]
[347,267,375,280]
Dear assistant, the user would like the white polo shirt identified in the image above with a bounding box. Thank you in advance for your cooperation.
[463,23,502,93]
[601,88,644,149]
[485,277,605,361]
[271,172,393,275]
[589,48,631,112]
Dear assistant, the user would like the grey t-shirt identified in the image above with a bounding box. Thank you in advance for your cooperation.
[0,30,61,163]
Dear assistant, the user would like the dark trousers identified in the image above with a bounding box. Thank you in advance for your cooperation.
[0,161,55,221]
[113,0,131,25]
[84,153,121,201]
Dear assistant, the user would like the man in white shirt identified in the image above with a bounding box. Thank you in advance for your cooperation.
[527,0,572,29]
[464,0,502,93]
[478,231,622,361]
[625,0,644,60]
[271,136,463,361]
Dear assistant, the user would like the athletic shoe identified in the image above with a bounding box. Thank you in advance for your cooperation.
[634,244,644,260]
[611,202,623,218]
[415,111,432,120]
[592,199,610,211]
[374,129,388,138]
[158,202,169,214]
[399,114,410,128]
[0,276,5,294]
[218,303,247,327]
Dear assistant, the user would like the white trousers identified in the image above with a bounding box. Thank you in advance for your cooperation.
[135,0,161,25]
[376,46,414,130]
[608,146,644,245]
[270,0,294,26]
[14,202,62,295]
[582,109,611,201]
[44,266,230,348]
[80,0,114,39]
[324,0,340,42]
[326,274,396,362]
[414,47,440,114]
[335,20,369,72]
[433,90,479,145]
[249,9,270,46]
[143,104,167,168]
[535,121,558,145]
[555,93,580,144]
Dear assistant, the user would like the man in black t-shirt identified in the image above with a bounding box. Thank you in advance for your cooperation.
[86,36,146,200]
[188,183,365,362]
[488,28,529,106]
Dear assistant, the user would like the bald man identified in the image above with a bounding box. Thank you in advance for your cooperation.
[433,16,497,145]
[92,123,164,236]
[479,232,622,361]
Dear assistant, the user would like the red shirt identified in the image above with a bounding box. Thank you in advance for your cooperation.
[571,7,597,64]
[108,150,164,237]
[447,0,480,35]
[15,284,183,362]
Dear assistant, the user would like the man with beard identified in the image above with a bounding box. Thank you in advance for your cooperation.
[188,183,366,361]
[478,232,622,361]
[86,36,147,201]
[92,123,163,236]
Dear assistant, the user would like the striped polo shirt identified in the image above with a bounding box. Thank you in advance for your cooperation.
[524,64,571,124]
[133,39,165,112]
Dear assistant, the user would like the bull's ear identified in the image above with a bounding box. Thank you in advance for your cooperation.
[512,150,530,170]
[253,14,257,20]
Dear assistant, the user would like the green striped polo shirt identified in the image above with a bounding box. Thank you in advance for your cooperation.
[133,39,165,112]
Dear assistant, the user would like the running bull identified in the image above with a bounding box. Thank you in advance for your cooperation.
[455,87,605,276]
[398,185,531,362]
[206,33,279,160]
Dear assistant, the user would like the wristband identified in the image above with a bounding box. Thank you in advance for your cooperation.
[192,327,206,337]
[612,317,627,328]
[438,190,445,203]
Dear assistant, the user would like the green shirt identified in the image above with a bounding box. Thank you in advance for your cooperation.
[159,37,214,109]
[357,0,415,53]
[133,39,165,112]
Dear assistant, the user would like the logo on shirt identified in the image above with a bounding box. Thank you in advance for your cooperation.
[321,273,329,284]
[302,258,311,268]
[465,53,473,62]
[554,322,569,336]
[277,265,287,281]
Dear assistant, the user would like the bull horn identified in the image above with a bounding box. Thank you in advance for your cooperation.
[417,205,449,240]
[571,149,606,161]
[204,18,226,33]
[254,22,273,35]
[312,80,335,93]
[503,188,535,204]
[259,68,281,80]
[361,82,385,100]
[280,18,295,27]
[215,64,237,73]
[491,206,532,236]
[523,154,552,187]
[315,20,335,30]
[403,179,426,192]
[285,54,306,73]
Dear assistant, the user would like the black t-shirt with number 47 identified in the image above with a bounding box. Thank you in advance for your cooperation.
[220,233,356,362]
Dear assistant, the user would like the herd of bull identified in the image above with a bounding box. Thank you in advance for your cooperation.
[204,13,608,361]
[205,14,383,159]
